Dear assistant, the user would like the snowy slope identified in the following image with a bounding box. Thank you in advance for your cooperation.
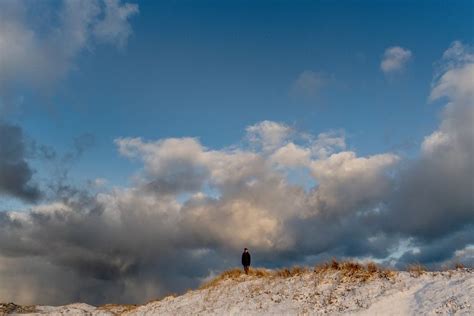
[7,268,474,315]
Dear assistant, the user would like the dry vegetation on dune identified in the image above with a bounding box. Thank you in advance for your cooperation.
[97,304,138,314]
[201,258,473,291]
[407,263,428,277]
[199,265,319,289]
[199,268,272,289]
[200,259,397,290]
[0,302,37,314]
[314,259,396,282]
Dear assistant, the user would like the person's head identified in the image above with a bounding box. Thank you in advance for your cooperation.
[244,248,248,252]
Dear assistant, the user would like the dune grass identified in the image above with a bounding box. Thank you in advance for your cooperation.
[97,303,138,314]
[199,268,272,289]
[407,263,428,277]
[314,259,396,282]
[200,259,398,289]
[454,262,465,270]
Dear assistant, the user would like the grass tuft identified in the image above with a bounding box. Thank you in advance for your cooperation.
[454,262,465,270]
[407,263,427,277]
[314,259,396,282]
[98,304,138,314]
[367,262,378,273]
[199,268,272,289]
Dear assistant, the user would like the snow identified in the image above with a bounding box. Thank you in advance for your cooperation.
[16,269,474,315]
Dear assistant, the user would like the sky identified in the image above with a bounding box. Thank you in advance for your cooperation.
[0,0,473,306]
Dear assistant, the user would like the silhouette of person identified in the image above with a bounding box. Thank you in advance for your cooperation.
[241,248,251,274]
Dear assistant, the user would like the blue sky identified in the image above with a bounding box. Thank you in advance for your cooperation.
[0,0,473,305]
[10,0,472,190]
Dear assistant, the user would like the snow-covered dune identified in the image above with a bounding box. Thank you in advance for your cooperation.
[4,266,473,315]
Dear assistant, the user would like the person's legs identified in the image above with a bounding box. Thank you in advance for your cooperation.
[244,265,249,274]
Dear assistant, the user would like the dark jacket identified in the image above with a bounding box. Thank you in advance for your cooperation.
[241,251,251,266]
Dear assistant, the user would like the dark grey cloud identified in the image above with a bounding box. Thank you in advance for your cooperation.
[394,225,474,269]
[0,121,41,202]
[0,189,227,305]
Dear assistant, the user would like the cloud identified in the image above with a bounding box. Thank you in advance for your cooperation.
[436,40,474,76]
[378,42,474,243]
[0,121,401,305]
[246,121,293,152]
[0,121,95,204]
[270,143,311,168]
[115,137,210,194]
[380,46,413,74]
[394,227,474,269]
[0,121,41,202]
[310,130,346,159]
[430,41,474,102]
[0,0,138,113]
[291,70,329,98]
[115,136,270,197]
[0,41,472,307]
[450,244,474,267]
[93,0,139,47]
[309,151,399,217]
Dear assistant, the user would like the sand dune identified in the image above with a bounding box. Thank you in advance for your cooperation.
[3,265,473,315]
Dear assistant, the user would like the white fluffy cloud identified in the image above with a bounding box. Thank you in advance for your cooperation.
[309,151,399,216]
[380,46,413,74]
[429,64,474,112]
[270,143,311,167]
[246,120,293,152]
[116,137,209,193]
[115,136,266,194]
[423,41,473,156]
[310,130,346,159]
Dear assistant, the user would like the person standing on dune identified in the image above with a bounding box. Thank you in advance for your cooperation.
[241,248,251,274]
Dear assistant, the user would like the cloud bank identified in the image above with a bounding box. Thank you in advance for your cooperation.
[0,42,472,306]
